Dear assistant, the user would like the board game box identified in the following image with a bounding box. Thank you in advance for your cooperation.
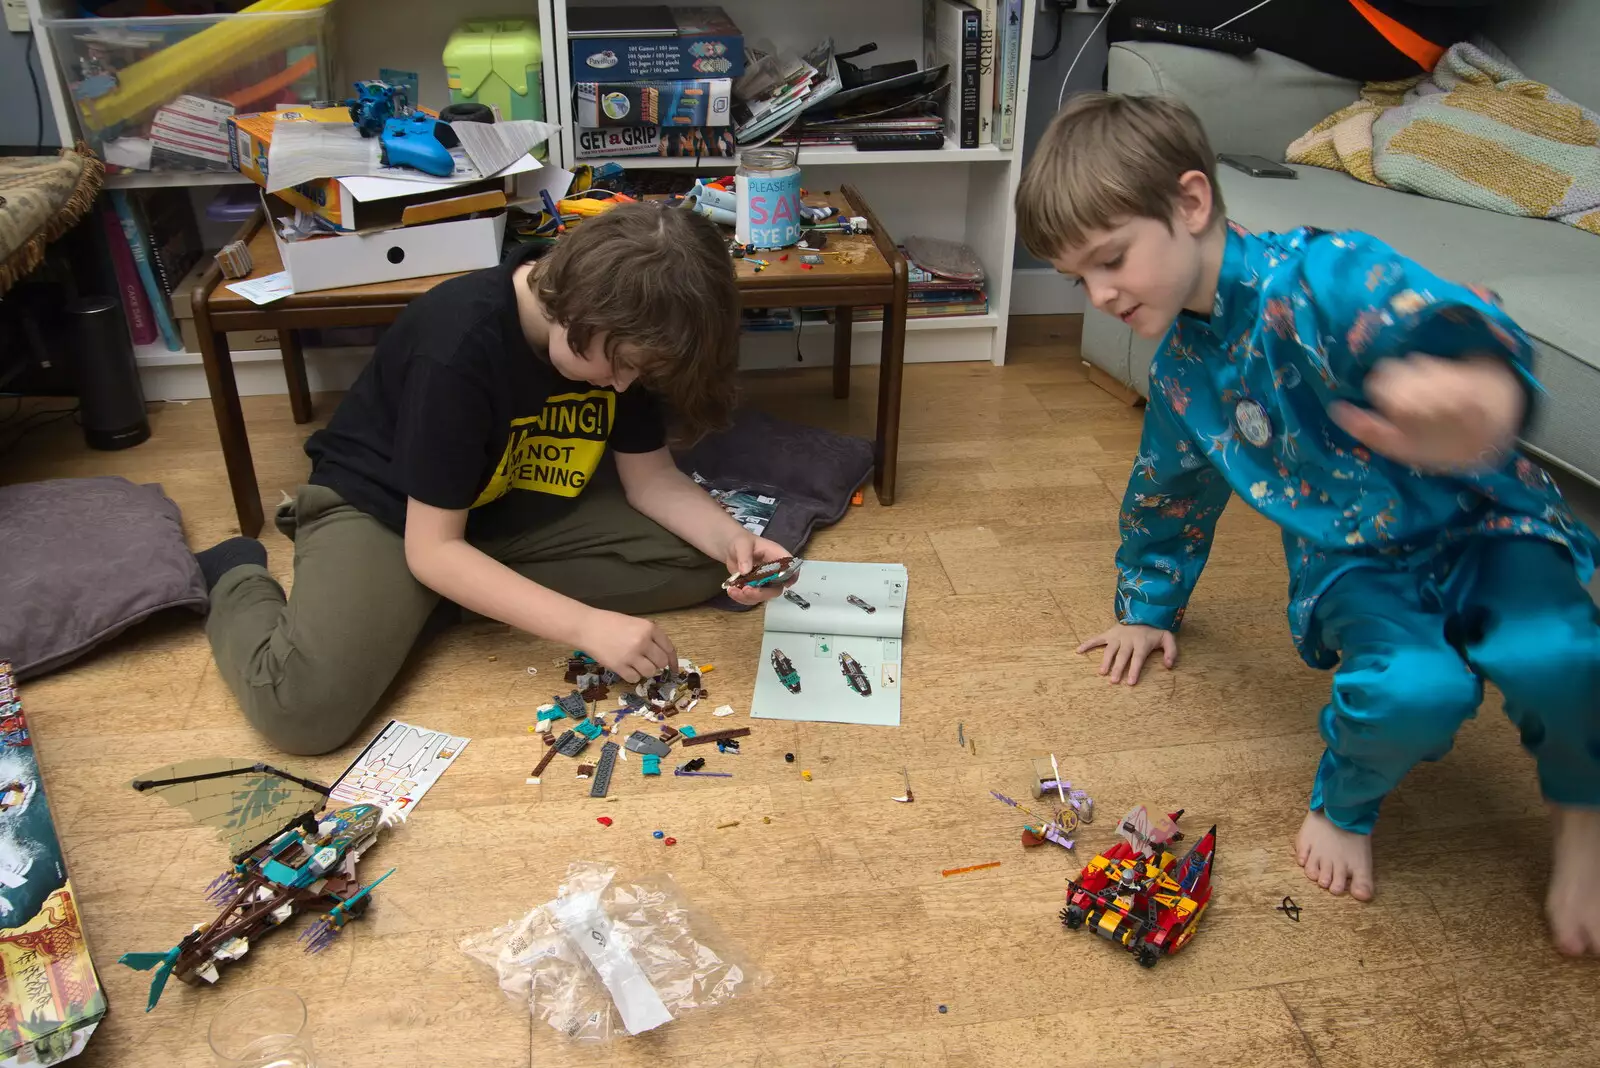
[0,664,105,1067]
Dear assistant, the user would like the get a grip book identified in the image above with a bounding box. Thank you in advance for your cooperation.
[750,562,907,727]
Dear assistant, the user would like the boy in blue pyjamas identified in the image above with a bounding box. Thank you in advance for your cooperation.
[1016,92,1600,954]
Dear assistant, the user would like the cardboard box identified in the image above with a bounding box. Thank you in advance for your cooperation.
[0,664,106,1066]
[227,106,361,229]
[569,6,743,81]
[575,79,732,127]
[264,192,508,293]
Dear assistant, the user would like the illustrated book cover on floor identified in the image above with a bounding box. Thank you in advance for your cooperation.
[0,663,105,1067]
[750,561,906,726]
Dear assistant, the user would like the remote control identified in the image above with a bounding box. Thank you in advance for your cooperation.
[853,132,947,152]
[1126,18,1257,56]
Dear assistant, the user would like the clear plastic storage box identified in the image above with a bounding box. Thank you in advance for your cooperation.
[45,1,336,178]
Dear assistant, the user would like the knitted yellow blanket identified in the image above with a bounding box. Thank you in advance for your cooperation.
[1287,42,1600,236]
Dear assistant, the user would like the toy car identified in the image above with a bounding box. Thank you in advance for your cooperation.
[1060,806,1214,968]
[724,556,803,592]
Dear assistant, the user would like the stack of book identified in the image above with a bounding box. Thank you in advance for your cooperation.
[103,188,204,353]
[851,240,988,321]
[570,6,745,160]
[923,0,1027,150]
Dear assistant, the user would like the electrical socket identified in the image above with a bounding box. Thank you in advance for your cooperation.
[4,0,32,33]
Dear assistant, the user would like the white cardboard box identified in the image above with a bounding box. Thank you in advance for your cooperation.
[264,192,508,292]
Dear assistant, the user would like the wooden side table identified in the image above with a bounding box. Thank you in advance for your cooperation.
[193,183,908,537]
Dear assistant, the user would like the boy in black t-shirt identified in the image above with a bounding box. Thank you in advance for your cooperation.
[193,204,788,755]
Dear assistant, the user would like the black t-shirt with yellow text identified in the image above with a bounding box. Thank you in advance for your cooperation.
[304,243,665,536]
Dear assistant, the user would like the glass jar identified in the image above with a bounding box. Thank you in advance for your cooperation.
[736,147,803,249]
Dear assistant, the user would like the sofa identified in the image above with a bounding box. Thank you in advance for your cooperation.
[1081,0,1600,485]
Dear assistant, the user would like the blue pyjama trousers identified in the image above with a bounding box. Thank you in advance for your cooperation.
[1310,537,1600,834]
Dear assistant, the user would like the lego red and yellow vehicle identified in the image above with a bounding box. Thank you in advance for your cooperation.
[1060,806,1215,968]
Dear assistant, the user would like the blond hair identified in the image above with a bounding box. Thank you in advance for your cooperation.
[1016,92,1225,260]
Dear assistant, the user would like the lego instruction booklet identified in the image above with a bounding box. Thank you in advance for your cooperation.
[750,561,906,726]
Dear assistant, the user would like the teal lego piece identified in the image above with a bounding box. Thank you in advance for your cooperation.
[679,725,698,738]
[536,705,567,722]
[642,754,662,776]
[575,719,604,740]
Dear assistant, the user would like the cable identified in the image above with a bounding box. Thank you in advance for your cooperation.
[0,405,80,459]
[1057,0,1119,111]
[1214,0,1279,31]
[1033,4,1066,62]
[24,33,45,153]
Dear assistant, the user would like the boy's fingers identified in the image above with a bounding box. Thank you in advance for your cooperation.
[1099,644,1115,676]
[1109,644,1133,684]
[1078,635,1109,654]
[1127,649,1146,686]
[1162,631,1179,668]
[1330,401,1415,462]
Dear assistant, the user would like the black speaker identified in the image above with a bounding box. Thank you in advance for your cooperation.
[67,296,150,450]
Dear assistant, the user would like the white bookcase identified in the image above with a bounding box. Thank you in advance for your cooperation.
[23,0,1033,398]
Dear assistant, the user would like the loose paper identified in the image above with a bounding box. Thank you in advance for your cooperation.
[329,719,470,813]
[223,270,294,305]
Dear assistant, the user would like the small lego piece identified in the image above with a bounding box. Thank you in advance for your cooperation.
[660,726,681,743]
[574,718,604,741]
[554,730,589,758]
[941,862,1001,877]
[653,830,665,839]
[717,820,740,829]
[762,816,772,824]
[681,727,750,747]
[1277,896,1301,922]
[785,753,795,763]
[536,705,566,723]
[664,837,677,846]
[596,816,613,826]
[679,725,698,739]
[938,1005,948,1014]
[555,691,587,718]
[576,764,595,780]
[713,705,737,717]
[892,767,914,803]
[531,743,561,779]
[801,770,813,781]
[957,723,965,747]
[716,740,740,754]
[625,731,671,757]
[676,757,707,773]
[641,755,661,776]
[589,742,619,798]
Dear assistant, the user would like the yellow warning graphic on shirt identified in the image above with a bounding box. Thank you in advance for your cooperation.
[473,390,615,506]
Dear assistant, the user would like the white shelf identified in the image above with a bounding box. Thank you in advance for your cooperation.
[575,137,1013,172]
[107,170,252,190]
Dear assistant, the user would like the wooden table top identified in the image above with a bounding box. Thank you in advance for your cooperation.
[205,188,895,315]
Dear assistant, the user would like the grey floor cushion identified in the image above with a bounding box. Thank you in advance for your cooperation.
[674,409,874,558]
[0,476,207,679]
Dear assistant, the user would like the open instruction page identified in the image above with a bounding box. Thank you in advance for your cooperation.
[751,561,906,726]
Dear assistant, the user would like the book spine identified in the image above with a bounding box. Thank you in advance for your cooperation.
[101,207,157,346]
[109,191,182,352]
[959,6,980,149]
[1000,0,1023,150]
[977,0,996,146]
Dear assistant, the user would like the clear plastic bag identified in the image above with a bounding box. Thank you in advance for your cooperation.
[460,862,758,1042]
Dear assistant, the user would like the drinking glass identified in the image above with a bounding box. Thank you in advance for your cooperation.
[207,988,317,1068]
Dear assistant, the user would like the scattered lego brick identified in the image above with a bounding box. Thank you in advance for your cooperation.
[681,727,749,747]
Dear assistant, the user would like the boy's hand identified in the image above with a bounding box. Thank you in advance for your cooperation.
[1078,624,1178,686]
[1329,353,1524,472]
[573,610,677,683]
[722,533,795,606]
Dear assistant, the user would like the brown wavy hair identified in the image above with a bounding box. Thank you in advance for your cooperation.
[532,202,740,440]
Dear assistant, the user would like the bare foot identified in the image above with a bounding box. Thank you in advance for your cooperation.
[1547,805,1600,956]
[1295,809,1375,900]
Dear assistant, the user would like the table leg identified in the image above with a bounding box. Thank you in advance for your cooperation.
[874,290,907,507]
[832,306,852,399]
[280,328,314,424]
[197,316,264,537]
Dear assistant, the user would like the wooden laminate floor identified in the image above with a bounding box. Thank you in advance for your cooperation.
[6,318,1597,1067]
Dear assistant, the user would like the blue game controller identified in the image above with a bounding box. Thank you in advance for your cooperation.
[381,112,455,177]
